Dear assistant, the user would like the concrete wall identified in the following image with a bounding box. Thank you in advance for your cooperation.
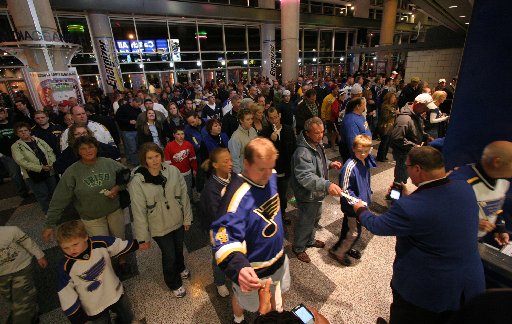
[404,48,463,88]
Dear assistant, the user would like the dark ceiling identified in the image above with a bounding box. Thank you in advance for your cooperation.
[411,0,473,33]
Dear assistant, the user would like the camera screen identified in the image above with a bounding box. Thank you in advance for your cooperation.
[293,306,314,323]
[390,189,401,200]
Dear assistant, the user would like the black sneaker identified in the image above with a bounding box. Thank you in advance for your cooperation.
[348,249,362,260]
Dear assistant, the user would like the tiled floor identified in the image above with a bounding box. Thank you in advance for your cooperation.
[0,146,398,324]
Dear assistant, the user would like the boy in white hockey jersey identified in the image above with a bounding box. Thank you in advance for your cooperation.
[55,220,139,324]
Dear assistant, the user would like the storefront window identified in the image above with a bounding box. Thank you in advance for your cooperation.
[224,26,246,51]
[197,25,224,51]
[335,32,347,51]
[168,24,199,52]
[57,16,94,53]
[247,27,260,51]
[303,29,317,51]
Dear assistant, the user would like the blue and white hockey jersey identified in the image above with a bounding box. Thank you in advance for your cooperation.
[210,173,285,284]
[57,236,138,323]
[449,163,510,238]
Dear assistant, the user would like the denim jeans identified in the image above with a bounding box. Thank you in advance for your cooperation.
[277,176,289,216]
[26,175,57,214]
[0,155,29,196]
[153,226,186,290]
[121,131,138,165]
[292,201,322,253]
[392,150,409,184]
[211,249,226,286]
[89,294,134,324]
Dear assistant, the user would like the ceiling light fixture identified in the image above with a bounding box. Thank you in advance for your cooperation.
[459,15,466,18]
[448,5,457,9]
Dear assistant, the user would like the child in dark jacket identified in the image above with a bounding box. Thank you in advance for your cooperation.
[329,134,376,266]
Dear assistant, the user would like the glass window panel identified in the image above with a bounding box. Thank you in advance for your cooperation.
[179,52,200,61]
[303,29,317,51]
[230,0,248,6]
[224,26,246,51]
[120,63,143,73]
[57,16,93,53]
[71,54,97,64]
[110,19,135,41]
[227,60,246,67]
[144,62,174,72]
[197,25,224,51]
[74,65,99,75]
[320,30,333,58]
[323,4,335,15]
[226,52,247,60]
[135,20,168,41]
[209,0,230,4]
[247,28,260,51]
[248,52,261,60]
[201,52,225,61]
[201,61,224,69]
[334,32,346,51]
[310,3,322,14]
[122,73,146,91]
[174,61,201,70]
[275,29,281,51]
[248,59,260,67]
[168,24,198,52]
[0,14,15,42]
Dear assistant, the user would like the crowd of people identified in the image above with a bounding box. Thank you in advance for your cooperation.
[0,70,511,324]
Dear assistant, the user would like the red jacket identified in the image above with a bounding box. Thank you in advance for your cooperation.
[164,140,198,173]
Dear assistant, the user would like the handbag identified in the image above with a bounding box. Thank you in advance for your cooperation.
[116,168,131,208]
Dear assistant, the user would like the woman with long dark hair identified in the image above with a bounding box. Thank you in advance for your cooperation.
[137,109,167,148]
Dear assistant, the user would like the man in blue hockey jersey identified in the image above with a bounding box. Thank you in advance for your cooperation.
[211,137,290,324]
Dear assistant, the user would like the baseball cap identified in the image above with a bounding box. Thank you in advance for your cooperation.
[282,90,291,96]
[391,71,398,75]
[414,93,437,109]
[438,78,446,83]
[411,76,421,83]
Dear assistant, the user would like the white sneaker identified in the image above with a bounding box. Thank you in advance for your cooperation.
[180,269,191,280]
[173,286,186,298]
[216,284,230,297]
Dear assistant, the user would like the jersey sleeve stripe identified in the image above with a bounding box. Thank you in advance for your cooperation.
[250,248,284,269]
[215,242,247,264]
[227,183,251,213]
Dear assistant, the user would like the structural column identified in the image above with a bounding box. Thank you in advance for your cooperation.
[88,12,124,93]
[280,0,300,83]
[379,0,398,75]
[259,0,276,81]
[7,0,67,71]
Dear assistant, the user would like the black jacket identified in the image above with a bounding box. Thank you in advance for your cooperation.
[221,109,239,138]
[261,124,296,178]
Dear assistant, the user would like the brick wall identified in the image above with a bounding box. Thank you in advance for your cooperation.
[404,48,463,88]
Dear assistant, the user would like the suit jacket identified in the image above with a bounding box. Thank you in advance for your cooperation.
[357,178,485,312]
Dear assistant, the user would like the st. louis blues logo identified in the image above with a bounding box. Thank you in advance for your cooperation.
[254,193,280,238]
[78,257,106,292]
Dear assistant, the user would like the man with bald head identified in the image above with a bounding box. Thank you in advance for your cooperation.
[450,140,512,246]
[60,106,115,151]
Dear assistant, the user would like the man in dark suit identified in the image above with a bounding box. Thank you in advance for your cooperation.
[262,107,296,224]
[353,146,485,324]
